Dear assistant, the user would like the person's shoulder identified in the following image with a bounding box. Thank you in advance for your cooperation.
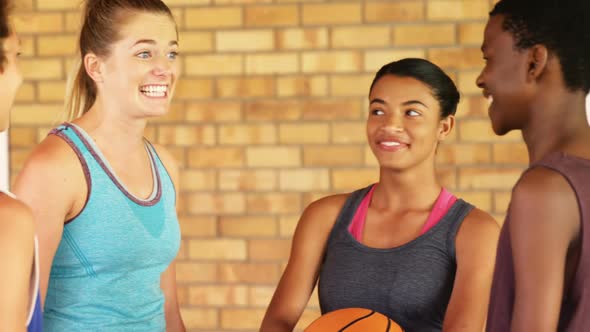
[0,194,34,242]
[458,205,499,244]
[508,165,579,240]
[26,129,80,166]
[21,129,84,174]
[462,206,499,230]
[513,166,574,205]
[303,193,350,219]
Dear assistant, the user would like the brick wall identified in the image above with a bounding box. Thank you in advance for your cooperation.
[9,0,524,331]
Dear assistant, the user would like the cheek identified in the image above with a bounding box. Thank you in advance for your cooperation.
[411,122,439,143]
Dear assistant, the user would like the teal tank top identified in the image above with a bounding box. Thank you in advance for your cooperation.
[43,123,181,331]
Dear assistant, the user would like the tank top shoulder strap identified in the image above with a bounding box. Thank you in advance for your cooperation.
[142,139,176,201]
[49,123,95,168]
[0,189,16,199]
[442,199,475,261]
[329,185,375,238]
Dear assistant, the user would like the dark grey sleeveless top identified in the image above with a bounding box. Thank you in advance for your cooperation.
[318,185,474,332]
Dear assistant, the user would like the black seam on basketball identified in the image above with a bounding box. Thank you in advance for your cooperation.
[339,311,375,332]
[386,318,391,331]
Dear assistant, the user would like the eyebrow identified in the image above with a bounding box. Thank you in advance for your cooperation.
[370,98,428,108]
[131,39,178,47]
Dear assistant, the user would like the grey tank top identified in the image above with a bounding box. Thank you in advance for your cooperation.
[318,185,474,332]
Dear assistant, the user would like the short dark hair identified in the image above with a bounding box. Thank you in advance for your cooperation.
[370,58,460,118]
[0,0,11,72]
[491,0,590,93]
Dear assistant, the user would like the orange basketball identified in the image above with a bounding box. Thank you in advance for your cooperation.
[304,308,403,332]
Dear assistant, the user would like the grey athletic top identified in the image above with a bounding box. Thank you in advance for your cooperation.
[318,185,474,332]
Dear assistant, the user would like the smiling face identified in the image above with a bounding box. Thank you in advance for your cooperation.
[0,31,22,131]
[476,14,534,135]
[95,11,179,118]
[366,75,453,171]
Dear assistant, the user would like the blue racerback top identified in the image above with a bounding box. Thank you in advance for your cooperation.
[43,123,181,331]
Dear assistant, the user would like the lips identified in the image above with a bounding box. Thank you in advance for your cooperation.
[139,84,169,98]
[482,90,494,106]
[376,137,410,152]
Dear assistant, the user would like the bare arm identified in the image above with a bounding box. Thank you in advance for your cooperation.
[12,136,84,307]
[443,208,499,331]
[0,195,34,332]
[509,168,579,332]
[153,144,185,332]
[260,195,346,332]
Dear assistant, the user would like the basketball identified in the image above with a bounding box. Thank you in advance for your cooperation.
[304,308,403,332]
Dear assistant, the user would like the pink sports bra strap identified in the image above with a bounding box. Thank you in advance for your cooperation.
[348,184,457,241]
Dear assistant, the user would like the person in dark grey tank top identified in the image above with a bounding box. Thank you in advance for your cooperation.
[261,59,500,332]
[476,1,590,330]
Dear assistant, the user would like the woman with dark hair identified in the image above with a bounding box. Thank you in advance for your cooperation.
[0,0,42,331]
[261,58,499,332]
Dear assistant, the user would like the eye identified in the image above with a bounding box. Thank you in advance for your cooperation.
[406,109,421,117]
[371,109,385,116]
[167,51,179,60]
[136,51,151,59]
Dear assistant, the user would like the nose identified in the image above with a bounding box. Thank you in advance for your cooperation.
[383,111,404,132]
[152,56,173,77]
[475,70,485,89]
